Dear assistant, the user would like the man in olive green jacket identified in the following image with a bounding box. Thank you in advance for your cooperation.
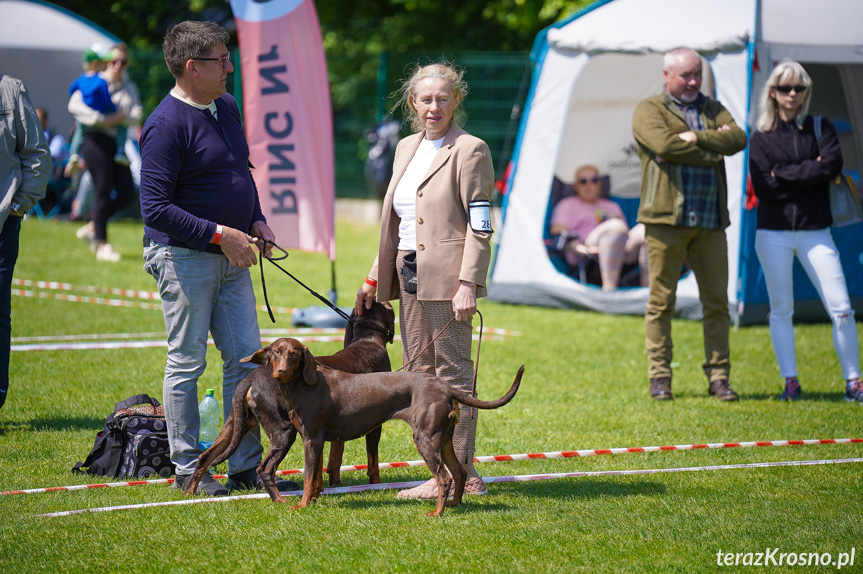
[632,47,747,402]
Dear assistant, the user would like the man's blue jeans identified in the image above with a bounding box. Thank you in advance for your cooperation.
[0,215,21,409]
[144,241,263,475]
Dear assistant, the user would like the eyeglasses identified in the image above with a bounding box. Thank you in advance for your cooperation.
[193,52,230,68]
[110,59,127,67]
[774,84,807,94]
[577,176,600,185]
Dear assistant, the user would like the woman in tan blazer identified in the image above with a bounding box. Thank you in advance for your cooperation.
[356,62,494,498]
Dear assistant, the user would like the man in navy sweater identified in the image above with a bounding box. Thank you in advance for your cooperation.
[140,21,296,496]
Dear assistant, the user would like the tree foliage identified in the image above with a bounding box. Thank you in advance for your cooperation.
[53,0,593,112]
[54,0,592,54]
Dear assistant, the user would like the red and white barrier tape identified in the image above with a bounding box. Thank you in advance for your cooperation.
[30,457,863,518]
[13,278,161,300]
[6,437,860,496]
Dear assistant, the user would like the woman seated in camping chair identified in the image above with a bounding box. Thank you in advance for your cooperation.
[548,164,648,291]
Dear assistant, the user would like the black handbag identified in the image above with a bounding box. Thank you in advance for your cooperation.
[401,251,418,294]
[72,394,175,479]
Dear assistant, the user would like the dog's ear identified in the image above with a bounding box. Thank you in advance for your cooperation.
[385,307,395,344]
[302,345,318,386]
[242,345,270,365]
[343,315,354,348]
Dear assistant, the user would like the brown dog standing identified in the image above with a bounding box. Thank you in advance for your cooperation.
[248,338,523,516]
[182,302,394,501]
[316,301,394,485]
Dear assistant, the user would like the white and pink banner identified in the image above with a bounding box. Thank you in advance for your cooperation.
[230,0,336,260]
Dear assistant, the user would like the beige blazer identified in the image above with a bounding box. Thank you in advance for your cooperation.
[369,124,494,302]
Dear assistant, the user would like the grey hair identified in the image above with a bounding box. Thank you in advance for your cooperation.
[392,62,468,133]
[163,21,229,79]
[755,59,812,132]
[663,47,700,71]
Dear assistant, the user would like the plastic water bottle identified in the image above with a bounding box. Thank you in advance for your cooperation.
[197,389,220,451]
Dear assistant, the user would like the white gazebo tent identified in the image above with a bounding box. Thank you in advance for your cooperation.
[489,0,863,324]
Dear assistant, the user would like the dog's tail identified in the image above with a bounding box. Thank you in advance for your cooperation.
[206,376,255,468]
[452,365,524,410]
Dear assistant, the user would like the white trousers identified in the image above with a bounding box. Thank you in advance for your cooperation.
[754,228,861,380]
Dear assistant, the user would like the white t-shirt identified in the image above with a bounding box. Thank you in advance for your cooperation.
[393,137,444,250]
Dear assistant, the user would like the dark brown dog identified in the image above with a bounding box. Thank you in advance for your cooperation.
[316,301,395,486]
[182,302,394,499]
[184,336,524,516]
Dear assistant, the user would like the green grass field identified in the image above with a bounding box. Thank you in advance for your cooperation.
[1,215,861,573]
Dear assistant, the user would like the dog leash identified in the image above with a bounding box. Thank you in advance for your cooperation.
[398,310,484,419]
[258,239,483,415]
[257,240,392,341]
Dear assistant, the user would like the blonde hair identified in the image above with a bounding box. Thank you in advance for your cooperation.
[755,59,813,132]
[392,62,468,133]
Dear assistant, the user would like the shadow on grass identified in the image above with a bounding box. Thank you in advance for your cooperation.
[334,478,665,513]
[743,391,850,402]
[663,391,849,402]
[493,478,666,499]
[0,416,106,435]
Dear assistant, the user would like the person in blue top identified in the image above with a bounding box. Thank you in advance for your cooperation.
[66,43,128,172]
[140,21,296,496]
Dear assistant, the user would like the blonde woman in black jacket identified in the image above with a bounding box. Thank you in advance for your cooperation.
[749,59,862,403]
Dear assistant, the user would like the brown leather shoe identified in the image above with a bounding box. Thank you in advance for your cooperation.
[650,377,673,400]
[708,379,739,401]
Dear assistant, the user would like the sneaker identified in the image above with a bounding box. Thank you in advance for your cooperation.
[649,377,673,400]
[708,379,739,401]
[113,153,130,166]
[75,221,95,241]
[225,467,299,493]
[778,377,801,401]
[96,243,121,262]
[845,378,863,403]
[174,472,228,497]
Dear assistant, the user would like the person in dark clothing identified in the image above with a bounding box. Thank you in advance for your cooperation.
[140,21,296,496]
[749,59,862,403]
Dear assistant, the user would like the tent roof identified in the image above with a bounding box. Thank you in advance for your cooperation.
[545,0,754,56]
[0,0,118,50]
[542,0,863,57]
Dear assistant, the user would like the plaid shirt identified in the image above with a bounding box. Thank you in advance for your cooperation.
[672,93,721,229]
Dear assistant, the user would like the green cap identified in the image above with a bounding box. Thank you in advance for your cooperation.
[206,389,214,396]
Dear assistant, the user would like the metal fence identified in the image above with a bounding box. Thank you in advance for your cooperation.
[128,48,531,199]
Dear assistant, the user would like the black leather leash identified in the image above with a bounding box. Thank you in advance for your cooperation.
[257,240,392,341]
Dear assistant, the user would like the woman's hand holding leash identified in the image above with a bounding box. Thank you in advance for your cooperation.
[356,282,376,316]
[452,281,477,322]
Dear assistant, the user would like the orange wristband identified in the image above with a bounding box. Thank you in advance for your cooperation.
[365,277,377,287]
[212,224,223,245]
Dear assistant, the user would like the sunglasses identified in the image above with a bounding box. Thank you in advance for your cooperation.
[577,176,600,185]
[110,59,127,66]
[774,84,807,94]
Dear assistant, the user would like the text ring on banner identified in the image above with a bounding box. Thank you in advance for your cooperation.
[230,0,336,260]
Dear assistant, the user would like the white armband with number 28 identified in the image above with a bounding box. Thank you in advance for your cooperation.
[468,200,493,233]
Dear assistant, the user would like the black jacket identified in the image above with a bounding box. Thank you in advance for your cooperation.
[748,115,843,230]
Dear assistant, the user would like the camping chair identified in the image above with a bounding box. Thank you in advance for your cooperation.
[545,175,641,288]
